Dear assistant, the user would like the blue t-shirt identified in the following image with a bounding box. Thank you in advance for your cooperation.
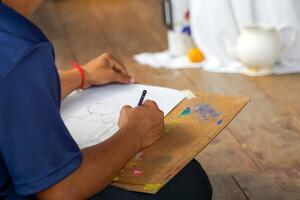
[0,3,82,199]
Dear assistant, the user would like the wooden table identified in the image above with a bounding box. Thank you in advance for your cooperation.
[32,0,300,199]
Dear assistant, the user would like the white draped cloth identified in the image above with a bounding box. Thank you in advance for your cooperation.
[134,0,300,76]
[190,0,300,75]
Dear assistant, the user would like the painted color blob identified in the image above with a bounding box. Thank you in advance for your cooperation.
[165,120,179,133]
[113,177,119,181]
[179,107,192,118]
[172,120,179,125]
[195,104,223,124]
[144,183,163,193]
[195,104,217,118]
[217,119,223,125]
[127,160,138,167]
[133,169,144,176]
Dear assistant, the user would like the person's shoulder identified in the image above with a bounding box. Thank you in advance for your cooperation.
[0,39,53,83]
[0,3,53,81]
[0,42,55,83]
[0,3,48,43]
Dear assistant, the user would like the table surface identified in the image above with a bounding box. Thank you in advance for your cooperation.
[31,0,300,199]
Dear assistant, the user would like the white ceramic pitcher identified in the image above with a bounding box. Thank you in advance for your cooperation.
[223,25,296,70]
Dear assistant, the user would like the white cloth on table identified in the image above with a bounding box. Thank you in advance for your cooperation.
[134,0,300,76]
[133,51,202,69]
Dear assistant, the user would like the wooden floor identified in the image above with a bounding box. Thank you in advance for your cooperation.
[31,0,300,199]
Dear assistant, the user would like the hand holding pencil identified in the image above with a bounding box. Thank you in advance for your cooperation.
[118,90,164,150]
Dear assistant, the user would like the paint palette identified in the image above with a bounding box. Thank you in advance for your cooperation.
[111,91,249,194]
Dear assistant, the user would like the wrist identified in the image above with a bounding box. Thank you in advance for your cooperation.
[118,125,142,152]
[71,62,86,89]
[69,69,82,89]
[81,65,94,87]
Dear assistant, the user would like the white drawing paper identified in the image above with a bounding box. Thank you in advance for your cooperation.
[60,84,185,148]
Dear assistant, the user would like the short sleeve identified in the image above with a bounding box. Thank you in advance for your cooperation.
[0,43,82,195]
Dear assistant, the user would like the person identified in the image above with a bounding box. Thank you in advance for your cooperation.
[0,0,212,199]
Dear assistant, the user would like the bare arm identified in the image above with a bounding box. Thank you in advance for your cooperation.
[37,101,164,200]
[59,53,134,99]
[59,69,82,99]
[37,125,139,200]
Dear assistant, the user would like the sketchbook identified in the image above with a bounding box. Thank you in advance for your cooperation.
[60,84,185,148]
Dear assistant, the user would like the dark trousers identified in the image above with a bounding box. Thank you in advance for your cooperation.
[90,159,213,200]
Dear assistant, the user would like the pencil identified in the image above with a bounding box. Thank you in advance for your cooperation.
[137,90,147,106]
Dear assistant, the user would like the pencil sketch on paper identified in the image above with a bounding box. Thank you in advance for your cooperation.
[62,97,121,148]
[60,84,185,149]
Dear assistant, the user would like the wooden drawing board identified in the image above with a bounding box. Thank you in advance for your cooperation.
[111,91,249,194]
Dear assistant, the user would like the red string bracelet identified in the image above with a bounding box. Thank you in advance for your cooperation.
[71,61,85,89]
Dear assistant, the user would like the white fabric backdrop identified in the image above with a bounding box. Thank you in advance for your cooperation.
[190,0,300,75]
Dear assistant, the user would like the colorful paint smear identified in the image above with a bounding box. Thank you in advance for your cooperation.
[164,120,179,133]
[144,183,162,193]
[165,104,222,134]
[133,169,144,176]
[127,160,138,167]
[217,119,223,125]
[179,107,192,118]
[165,107,193,133]
[195,104,223,125]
